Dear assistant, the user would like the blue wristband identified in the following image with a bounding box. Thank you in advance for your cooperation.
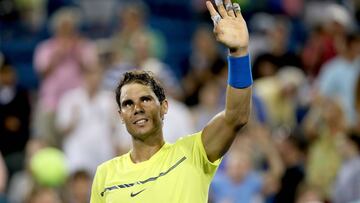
[227,54,253,88]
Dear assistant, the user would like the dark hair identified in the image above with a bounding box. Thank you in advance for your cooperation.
[115,71,166,109]
[284,128,308,153]
[348,131,360,152]
[69,169,90,182]
[345,32,360,47]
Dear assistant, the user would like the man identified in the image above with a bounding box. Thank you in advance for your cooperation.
[33,7,98,147]
[56,68,119,175]
[317,33,360,128]
[90,0,252,202]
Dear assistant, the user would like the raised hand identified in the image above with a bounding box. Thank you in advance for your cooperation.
[206,0,249,56]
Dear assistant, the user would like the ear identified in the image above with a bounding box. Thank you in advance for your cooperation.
[118,110,124,124]
[160,99,168,120]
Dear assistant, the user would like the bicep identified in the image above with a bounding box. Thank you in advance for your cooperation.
[201,111,240,162]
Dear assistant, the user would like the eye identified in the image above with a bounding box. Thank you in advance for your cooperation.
[141,97,151,103]
[122,100,133,108]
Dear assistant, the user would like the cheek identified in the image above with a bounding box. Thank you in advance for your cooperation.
[120,111,131,123]
[148,107,163,121]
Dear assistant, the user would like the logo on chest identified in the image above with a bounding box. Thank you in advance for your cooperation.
[130,188,146,197]
[100,156,187,197]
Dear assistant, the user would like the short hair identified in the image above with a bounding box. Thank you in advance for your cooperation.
[49,7,82,34]
[115,71,166,109]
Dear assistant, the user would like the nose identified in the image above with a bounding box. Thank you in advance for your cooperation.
[134,103,145,115]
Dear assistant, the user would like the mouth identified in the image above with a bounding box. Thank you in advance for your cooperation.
[133,118,149,125]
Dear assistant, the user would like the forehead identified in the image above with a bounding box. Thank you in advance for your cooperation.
[120,83,157,101]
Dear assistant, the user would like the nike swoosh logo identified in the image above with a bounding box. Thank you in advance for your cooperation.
[130,189,146,197]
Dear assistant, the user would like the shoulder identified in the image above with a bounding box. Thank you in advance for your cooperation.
[96,154,128,174]
[35,39,55,51]
[321,57,343,71]
[174,131,202,146]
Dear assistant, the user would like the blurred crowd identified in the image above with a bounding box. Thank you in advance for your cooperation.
[0,0,360,203]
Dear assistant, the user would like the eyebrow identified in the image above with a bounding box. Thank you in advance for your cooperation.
[140,95,154,100]
[121,95,155,107]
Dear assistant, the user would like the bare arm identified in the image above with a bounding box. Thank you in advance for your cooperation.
[202,0,252,162]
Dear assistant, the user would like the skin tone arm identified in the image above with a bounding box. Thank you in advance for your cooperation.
[202,0,252,162]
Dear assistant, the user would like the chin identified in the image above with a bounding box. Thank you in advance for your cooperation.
[130,126,155,140]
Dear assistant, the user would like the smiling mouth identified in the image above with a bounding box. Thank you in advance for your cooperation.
[133,118,148,125]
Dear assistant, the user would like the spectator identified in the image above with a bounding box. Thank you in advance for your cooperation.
[56,68,118,175]
[274,133,307,203]
[181,25,226,106]
[192,81,224,131]
[296,184,325,203]
[25,187,62,203]
[7,139,47,203]
[211,125,283,203]
[317,33,360,128]
[65,170,91,203]
[304,97,345,200]
[254,67,306,129]
[110,1,166,63]
[0,60,31,176]
[33,7,98,147]
[302,3,353,78]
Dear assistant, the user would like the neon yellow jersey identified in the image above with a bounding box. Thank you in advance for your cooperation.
[90,132,221,203]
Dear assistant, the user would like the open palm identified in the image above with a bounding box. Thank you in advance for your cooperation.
[206,0,249,53]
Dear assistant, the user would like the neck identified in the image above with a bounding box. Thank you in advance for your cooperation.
[130,132,165,163]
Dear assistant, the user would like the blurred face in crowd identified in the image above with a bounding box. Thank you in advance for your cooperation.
[120,7,143,32]
[268,22,288,54]
[56,19,77,38]
[349,37,360,57]
[28,188,62,203]
[199,82,219,109]
[257,60,277,78]
[84,68,103,96]
[278,138,301,166]
[193,27,217,55]
[296,189,323,203]
[0,65,16,86]
[70,173,91,203]
[119,83,168,141]
[322,99,345,131]
[225,150,252,183]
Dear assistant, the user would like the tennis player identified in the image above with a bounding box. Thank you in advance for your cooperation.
[90,0,252,202]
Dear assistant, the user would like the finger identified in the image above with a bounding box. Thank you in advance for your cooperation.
[206,1,222,25]
[233,3,242,18]
[224,0,235,17]
[206,1,219,17]
[214,0,228,18]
